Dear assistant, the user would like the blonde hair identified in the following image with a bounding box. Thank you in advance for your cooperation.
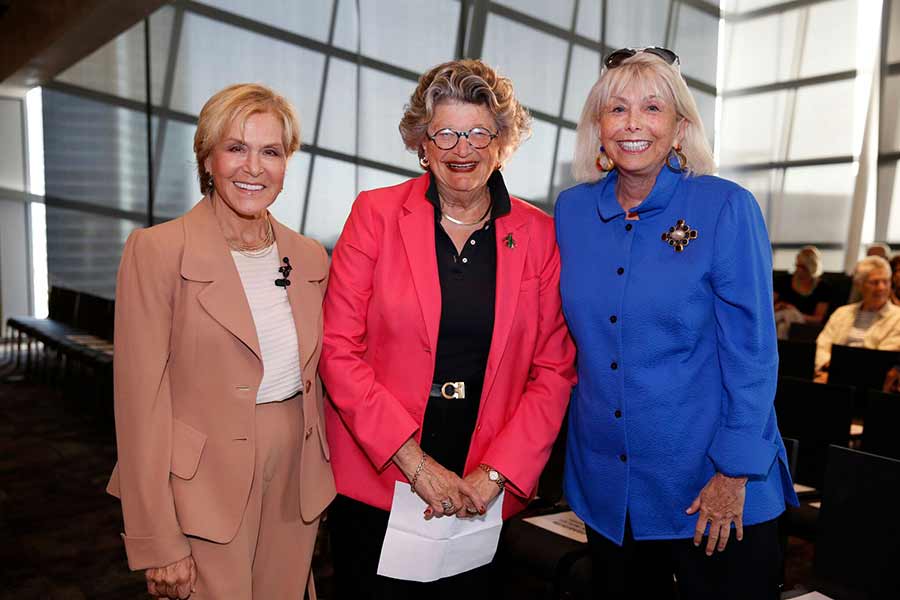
[399,59,532,164]
[795,245,823,279]
[194,83,301,196]
[572,52,715,183]
[853,255,891,288]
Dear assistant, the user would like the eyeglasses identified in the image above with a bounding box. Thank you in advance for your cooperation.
[604,46,680,70]
[427,127,498,150]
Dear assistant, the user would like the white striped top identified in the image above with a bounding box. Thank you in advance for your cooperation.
[230,242,302,404]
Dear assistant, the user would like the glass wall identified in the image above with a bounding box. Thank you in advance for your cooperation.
[38,0,720,298]
[718,0,886,272]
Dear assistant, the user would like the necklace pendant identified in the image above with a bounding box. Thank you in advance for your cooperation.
[661,219,698,253]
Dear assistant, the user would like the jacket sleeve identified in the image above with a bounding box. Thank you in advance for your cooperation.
[479,221,577,498]
[706,189,780,479]
[111,228,191,570]
[320,193,419,470]
[815,308,842,370]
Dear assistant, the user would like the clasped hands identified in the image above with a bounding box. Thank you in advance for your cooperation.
[393,438,500,520]
[686,472,748,556]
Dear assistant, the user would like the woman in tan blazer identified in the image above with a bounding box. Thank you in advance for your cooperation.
[107,83,335,599]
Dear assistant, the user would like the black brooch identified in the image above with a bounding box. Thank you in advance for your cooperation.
[662,219,698,252]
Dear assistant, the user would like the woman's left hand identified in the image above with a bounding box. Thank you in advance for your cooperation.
[685,472,747,555]
[456,469,503,518]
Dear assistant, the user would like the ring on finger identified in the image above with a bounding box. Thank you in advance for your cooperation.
[440,498,455,513]
[465,506,479,514]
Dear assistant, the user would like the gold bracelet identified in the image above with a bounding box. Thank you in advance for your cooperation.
[410,451,428,494]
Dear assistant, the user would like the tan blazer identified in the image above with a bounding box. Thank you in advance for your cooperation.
[107,197,335,571]
[815,301,900,370]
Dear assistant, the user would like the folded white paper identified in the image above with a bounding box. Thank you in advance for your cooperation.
[376,480,504,582]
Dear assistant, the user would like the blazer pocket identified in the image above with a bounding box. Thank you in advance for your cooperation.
[170,418,207,480]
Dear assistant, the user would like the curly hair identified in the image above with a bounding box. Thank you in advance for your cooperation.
[194,83,301,196]
[399,59,531,164]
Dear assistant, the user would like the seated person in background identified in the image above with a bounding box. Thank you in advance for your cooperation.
[890,254,900,306]
[815,255,900,378]
[774,245,831,338]
[867,242,892,258]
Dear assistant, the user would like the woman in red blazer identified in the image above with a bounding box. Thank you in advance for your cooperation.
[320,59,576,598]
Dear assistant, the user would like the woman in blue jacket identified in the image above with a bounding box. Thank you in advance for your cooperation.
[555,48,797,600]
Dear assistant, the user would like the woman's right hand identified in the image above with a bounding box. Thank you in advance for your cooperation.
[392,438,486,518]
[145,555,196,599]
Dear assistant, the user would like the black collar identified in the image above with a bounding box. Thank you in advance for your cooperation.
[425,169,513,223]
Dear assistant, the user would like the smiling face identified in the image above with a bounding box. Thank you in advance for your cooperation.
[422,101,501,198]
[598,80,685,180]
[204,111,287,218]
[861,267,892,309]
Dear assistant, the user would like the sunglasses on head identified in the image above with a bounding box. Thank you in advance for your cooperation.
[604,47,680,70]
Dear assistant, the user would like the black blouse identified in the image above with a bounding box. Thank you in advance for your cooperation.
[419,170,511,475]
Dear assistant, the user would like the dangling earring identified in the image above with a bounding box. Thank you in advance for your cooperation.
[666,144,688,172]
[595,146,615,172]
[207,172,215,191]
[419,155,430,170]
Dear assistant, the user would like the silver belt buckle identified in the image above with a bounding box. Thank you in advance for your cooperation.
[440,381,466,399]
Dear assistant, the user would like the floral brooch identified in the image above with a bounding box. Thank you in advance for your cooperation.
[662,219,698,252]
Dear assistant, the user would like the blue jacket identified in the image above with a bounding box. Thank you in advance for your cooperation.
[555,165,798,544]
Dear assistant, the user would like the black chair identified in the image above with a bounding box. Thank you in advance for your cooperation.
[777,340,816,379]
[828,345,900,417]
[497,410,591,599]
[786,322,824,343]
[775,376,854,489]
[819,271,853,317]
[813,445,900,598]
[862,390,900,459]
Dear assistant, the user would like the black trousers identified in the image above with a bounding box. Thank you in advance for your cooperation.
[329,494,501,600]
[586,516,782,600]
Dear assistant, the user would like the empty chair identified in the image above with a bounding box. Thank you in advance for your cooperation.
[862,390,900,459]
[814,445,900,598]
[775,376,854,489]
[787,322,825,343]
[828,345,900,417]
[777,339,816,379]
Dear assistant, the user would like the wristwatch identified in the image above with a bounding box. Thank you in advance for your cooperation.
[479,464,506,490]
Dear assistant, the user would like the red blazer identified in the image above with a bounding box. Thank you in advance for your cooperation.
[320,174,576,518]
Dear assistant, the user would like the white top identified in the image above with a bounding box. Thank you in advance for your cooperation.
[845,308,880,348]
[230,242,302,404]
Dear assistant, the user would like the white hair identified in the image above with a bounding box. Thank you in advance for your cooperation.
[853,255,891,288]
[572,52,716,183]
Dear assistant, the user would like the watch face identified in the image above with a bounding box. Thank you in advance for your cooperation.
[488,470,500,481]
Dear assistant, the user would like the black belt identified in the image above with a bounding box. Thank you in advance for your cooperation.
[430,381,467,399]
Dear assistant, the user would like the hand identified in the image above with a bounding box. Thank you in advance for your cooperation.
[455,468,503,518]
[392,438,486,519]
[145,555,196,599]
[685,472,747,556]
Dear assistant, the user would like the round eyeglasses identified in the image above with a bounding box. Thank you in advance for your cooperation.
[604,46,680,70]
[427,127,498,150]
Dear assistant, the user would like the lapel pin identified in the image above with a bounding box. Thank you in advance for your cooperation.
[661,219,698,253]
[504,233,516,249]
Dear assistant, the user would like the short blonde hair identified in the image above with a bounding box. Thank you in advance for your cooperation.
[853,255,891,288]
[399,59,532,164]
[194,83,301,196]
[572,52,715,183]
[795,245,823,279]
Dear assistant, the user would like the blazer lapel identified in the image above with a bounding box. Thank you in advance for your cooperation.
[482,205,530,398]
[181,198,261,361]
[273,219,327,371]
[398,176,441,352]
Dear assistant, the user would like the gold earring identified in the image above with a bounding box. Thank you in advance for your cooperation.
[666,144,688,172]
[595,147,615,172]
[419,156,430,170]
